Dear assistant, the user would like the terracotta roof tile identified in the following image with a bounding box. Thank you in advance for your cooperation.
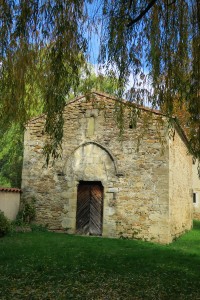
[0,187,21,193]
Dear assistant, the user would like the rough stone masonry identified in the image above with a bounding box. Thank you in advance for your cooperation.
[21,91,193,244]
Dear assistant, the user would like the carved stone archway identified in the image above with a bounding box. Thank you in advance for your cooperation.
[61,142,118,236]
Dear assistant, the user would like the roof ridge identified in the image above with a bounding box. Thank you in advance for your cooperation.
[27,90,165,124]
[61,90,165,116]
[25,91,189,148]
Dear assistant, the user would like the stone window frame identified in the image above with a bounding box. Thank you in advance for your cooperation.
[193,191,198,206]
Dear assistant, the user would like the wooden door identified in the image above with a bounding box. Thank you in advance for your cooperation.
[76,182,103,236]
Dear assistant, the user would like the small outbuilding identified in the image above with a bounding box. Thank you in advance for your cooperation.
[0,187,21,220]
[21,91,193,243]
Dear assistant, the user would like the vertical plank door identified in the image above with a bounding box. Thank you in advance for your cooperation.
[76,182,103,235]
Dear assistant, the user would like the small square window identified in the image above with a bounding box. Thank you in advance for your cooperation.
[193,193,197,204]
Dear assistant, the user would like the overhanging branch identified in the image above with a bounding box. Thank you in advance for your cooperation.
[168,0,176,6]
[127,0,158,27]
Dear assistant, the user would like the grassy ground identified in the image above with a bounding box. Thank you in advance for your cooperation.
[1,222,200,300]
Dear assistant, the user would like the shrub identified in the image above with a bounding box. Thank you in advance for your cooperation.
[16,199,36,225]
[0,210,11,237]
[30,224,48,232]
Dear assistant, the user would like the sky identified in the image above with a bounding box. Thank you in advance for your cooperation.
[84,1,153,107]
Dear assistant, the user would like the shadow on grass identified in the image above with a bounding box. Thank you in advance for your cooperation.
[0,221,200,299]
[193,219,200,230]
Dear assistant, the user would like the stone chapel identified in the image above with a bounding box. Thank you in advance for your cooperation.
[21,91,193,244]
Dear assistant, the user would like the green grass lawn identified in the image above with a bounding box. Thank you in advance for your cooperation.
[1,222,200,300]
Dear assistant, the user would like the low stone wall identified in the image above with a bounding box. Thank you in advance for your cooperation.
[0,188,21,220]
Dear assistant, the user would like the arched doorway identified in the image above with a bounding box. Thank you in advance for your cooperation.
[76,181,104,236]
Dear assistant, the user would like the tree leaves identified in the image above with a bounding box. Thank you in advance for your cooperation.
[0,124,23,187]
[0,0,200,160]
[100,0,200,159]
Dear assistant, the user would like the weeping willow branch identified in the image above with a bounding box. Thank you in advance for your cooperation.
[168,0,176,6]
[0,0,200,162]
[127,0,158,27]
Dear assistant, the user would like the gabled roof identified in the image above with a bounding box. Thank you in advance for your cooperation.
[27,90,189,149]
[28,90,164,124]
[67,91,189,148]
[67,90,165,116]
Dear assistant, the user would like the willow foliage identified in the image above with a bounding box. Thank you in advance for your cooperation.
[0,124,23,187]
[0,0,199,160]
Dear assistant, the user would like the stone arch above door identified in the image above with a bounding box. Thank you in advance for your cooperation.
[62,142,118,236]
[64,142,117,183]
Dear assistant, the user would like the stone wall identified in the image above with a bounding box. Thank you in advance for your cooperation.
[21,92,192,243]
[0,188,21,220]
[169,127,193,239]
[192,161,200,219]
